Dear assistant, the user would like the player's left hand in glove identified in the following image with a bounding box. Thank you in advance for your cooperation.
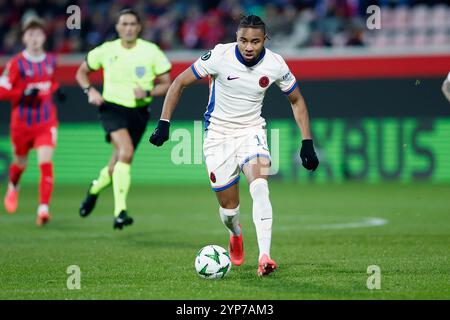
[149,120,170,146]
[56,88,67,103]
[300,139,319,171]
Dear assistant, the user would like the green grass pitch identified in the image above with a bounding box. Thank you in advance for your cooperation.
[0,182,449,299]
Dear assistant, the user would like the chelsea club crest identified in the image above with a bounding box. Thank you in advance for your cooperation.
[135,66,146,78]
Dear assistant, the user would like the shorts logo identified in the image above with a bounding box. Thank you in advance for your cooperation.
[201,51,211,61]
[135,66,146,78]
[259,76,269,88]
[210,172,216,183]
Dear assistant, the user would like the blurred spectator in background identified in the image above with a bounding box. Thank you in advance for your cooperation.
[1,0,449,53]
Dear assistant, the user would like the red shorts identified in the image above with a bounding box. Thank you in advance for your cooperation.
[11,125,58,156]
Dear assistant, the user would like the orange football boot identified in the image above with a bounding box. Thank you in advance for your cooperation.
[257,254,278,276]
[4,184,18,214]
[36,210,51,226]
[229,224,244,266]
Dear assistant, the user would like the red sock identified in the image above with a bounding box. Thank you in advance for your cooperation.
[9,163,25,186]
[39,162,53,205]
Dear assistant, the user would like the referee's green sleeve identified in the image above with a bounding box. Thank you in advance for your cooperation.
[153,47,172,76]
[86,44,105,71]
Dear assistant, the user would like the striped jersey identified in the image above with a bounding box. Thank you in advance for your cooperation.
[191,42,297,133]
[0,51,59,129]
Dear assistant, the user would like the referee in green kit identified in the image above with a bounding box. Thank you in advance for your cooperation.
[75,8,172,230]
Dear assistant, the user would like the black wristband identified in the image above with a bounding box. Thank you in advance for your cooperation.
[83,85,92,94]
[146,90,152,98]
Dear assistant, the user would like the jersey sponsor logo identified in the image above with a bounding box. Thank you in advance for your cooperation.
[259,76,269,88]
[227,76,239,80]
[135,66,146,78]
[282,71,293,81]
[210,171,216,183]
[201,51,211,61]
[25,81,52,92]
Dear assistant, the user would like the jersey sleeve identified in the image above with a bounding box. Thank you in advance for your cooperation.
[0,60,19,91]
[86,44,105,71]
[152,46,172,76]
[191,44,224,79]
[0,59,23,102]
[275,56,298,95]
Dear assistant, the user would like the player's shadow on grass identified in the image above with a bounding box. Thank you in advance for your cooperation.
[120,231,200,250]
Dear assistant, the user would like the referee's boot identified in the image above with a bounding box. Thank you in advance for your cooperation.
[113,210,134,230]
[79,182,98,217]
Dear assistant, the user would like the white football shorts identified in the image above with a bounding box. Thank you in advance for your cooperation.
[203,127,271,191]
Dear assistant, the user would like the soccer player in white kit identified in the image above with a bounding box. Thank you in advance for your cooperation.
[150,15,319,276]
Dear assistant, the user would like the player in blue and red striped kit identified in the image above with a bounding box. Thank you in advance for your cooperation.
[0,17,64,226]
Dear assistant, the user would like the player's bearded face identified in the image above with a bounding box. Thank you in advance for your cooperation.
[23,28,46,51]
[236,28,266,62]
[116,14,141,42]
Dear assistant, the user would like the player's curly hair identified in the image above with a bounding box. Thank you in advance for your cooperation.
[238,14,267,34]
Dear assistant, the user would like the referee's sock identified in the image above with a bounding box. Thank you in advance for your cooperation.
[112,162,131,217]
[90,166,112,195]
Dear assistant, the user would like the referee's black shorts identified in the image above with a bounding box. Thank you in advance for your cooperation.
[98,100,150,149]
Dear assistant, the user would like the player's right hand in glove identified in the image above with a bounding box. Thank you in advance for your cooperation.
[149,119,170,146]
[300,139,319,171]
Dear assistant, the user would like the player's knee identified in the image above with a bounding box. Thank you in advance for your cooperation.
[117,146,134,163]
[14,156,28,168]
[249,178,269,199]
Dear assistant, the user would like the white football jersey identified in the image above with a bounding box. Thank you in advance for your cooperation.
[191,42,297,134]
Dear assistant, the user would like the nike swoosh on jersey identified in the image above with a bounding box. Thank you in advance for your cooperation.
[227,76,239,80]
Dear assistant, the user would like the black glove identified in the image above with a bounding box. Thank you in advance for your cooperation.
[56,88,67,103]
[24,88,40,97]
[149,120,170,146]
[300,139,319,171]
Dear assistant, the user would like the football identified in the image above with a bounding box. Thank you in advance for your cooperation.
[195,245,232,279]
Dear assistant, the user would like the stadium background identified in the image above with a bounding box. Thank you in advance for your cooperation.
[1,0,449,185]
[0,0,449,301]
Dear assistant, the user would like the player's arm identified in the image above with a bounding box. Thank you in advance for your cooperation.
[288,87,319,171]
[149,67,198,146]
[442,77,450,103]
[134,72,171,99]
[0,61,25,103]
[75,61,104,106]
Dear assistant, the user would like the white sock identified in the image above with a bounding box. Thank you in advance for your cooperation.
[37,204,49,215]
[249,178,273,260]
[219,205,241,236]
